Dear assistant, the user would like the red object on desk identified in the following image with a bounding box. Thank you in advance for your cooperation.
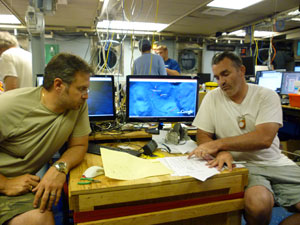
[288,94,300,108]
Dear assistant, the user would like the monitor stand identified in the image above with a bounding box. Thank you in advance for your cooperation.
[145,122,163,134]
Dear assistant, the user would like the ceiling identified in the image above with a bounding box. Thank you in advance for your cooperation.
[0,0,300,40]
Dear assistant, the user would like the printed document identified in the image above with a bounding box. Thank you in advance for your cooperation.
[158,156,220,181]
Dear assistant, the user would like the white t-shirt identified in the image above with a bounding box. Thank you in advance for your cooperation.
[0,47,32,88]
[193,84,295,166]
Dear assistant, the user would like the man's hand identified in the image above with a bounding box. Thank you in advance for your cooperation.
[32,166,66,213]
[188,140,220,159]
[206,151,234,171]
[2,174,40,196]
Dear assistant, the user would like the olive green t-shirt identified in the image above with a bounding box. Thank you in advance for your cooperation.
[0,86,91,177]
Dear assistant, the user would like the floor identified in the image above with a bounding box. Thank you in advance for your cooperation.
[242,206,294,225]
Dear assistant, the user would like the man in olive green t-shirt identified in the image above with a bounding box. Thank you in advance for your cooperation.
[0,53,93,225]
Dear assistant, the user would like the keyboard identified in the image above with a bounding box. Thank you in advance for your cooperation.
[87,143,141,157]
[281,98,290,105]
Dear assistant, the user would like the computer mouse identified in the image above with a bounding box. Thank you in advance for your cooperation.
[83,166,104,178]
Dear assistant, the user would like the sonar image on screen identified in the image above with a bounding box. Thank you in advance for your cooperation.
[128,77,198,120]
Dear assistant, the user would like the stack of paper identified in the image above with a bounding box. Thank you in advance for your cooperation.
[158,156,220,181]
[101,147,173,180]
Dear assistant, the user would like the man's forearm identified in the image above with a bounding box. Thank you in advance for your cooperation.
[196,129,214,145]
[166,68,180,75]
[215,131,272,152]
[58,146,87,172]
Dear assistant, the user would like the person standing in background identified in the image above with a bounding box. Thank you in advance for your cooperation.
[133,39,167,75]
[0,31,32,91]
[156,45,181,75]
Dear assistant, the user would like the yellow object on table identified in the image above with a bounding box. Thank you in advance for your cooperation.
[205,82,218,91]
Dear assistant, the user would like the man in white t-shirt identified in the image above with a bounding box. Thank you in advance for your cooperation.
[189,51,300,225]
[0,31,32,91]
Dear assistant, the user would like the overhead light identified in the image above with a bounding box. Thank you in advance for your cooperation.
[291,18,300,22]
[288,9,300,16]
[97,28,159,35]
[227,29,277,38]
[0,15,21,24]
[97,20,169,32]
[207,0,263,10]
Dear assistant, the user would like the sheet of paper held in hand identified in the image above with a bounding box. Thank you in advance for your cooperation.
[158,156,220,181]
[100,147,173,180]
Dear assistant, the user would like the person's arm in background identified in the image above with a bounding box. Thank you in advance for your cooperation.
[33,135,89,212]
[4,76,18,91]
[166,68,180,76]
[166,60,181,76]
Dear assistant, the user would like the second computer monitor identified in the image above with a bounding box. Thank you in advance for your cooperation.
[126,75,199,123]
[87,75,116,121]
[256,70,283,93]
[280,72,300,95]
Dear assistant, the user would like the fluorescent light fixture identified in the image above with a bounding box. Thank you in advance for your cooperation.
[207,0,263,10]
[288,9,300,16]
[96,28,156,35]
[227,29,277,38]
[0,15,21,24]
[291,18,300,21]
[97,20,168,32]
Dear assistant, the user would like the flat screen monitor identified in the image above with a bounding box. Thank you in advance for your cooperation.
[36,74,44,86]
[87,75,116,121]
[242,56,255,77]
[295,66,300,72]
[280,72,300,95]
[256,70,283,93]
[126,75,199,123]
[196,73,211,84]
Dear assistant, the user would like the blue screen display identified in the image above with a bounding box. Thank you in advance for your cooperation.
[126,76,198,122]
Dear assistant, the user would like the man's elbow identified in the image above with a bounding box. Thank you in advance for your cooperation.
[260,137,274,149]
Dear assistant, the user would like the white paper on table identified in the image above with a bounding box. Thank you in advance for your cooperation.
[158,156,220,181]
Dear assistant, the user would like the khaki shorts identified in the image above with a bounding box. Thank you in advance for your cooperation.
[0,192,35,224]
[246,164,300,209]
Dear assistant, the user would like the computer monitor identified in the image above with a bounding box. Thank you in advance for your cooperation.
[196,73,211,84]
[295,66,300,72]
[280,72,300,95]
[256,70,283,93]
[87,75,116,121]
[36,74,44,86]
[126,75,199,123]
[241,56,255,77]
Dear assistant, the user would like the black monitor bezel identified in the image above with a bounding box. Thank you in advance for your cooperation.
[88,75,116,122]
[126,75,199,123]
[36,74,44,87]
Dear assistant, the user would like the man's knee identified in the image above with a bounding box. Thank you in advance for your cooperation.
[245,186,274,214]
[33,210,55,225]
[8,209,55,225]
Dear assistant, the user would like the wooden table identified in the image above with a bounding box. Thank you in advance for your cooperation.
[69,142,248,225]
[89,129,197,141]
